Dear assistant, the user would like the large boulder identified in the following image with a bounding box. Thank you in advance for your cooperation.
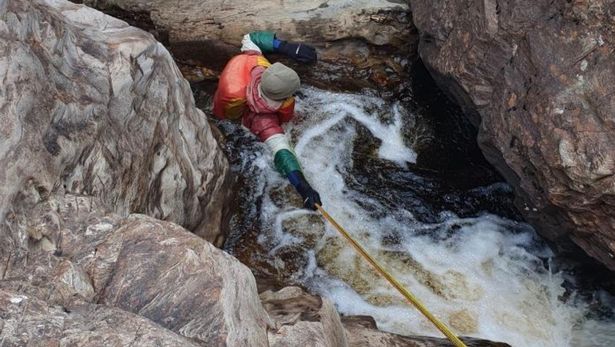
[83,0,417,90]
[0,0,230,254]
[86,215,272,346]
[410,0,615,269]
[0,190,272,346]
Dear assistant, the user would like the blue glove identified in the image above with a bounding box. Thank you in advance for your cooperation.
[276,40,317,64]
[288,171,322,210]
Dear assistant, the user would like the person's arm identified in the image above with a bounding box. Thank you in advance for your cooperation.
[265,134,321,210]
[241,31,275,53]
[244,111,321,210]
[241,31,317,64]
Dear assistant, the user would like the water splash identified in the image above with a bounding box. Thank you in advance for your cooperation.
[294,89,417,167]
[225,86,615,346]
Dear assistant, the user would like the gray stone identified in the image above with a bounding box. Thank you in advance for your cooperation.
[88,214,272,346]
[1,199,273,346]
[0,0,230,257]
[260,286,348,347]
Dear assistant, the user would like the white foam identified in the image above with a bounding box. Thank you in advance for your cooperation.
[245,86,615,346]
[294,89,417,168]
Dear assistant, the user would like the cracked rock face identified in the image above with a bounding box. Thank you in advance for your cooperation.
[410,0,615,269]
[83,0,418,91]
[0,0,230,256]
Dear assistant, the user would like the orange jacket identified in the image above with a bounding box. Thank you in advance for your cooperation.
[213,52,295,142]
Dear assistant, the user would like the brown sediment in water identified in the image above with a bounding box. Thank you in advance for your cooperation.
[314,234,484,308]
[449,309,478,334]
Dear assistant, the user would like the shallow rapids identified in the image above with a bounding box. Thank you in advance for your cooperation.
[217,86,615,347]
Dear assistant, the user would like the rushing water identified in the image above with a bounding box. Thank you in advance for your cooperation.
[201,72,615,346]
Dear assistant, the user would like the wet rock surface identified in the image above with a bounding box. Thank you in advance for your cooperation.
[347,62,521,224]
[82,0,418,91]
[410,0,615,270]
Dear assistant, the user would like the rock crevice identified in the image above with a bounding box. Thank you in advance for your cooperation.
[410,0,615,269]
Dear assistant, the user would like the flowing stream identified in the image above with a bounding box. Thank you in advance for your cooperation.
[203,68,615,346]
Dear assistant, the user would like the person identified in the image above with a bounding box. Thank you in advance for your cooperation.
[212,31,322,210]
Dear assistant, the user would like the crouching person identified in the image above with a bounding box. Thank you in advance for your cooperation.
[212,31,321,210]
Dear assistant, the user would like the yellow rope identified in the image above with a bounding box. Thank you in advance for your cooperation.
[315,204,467,347]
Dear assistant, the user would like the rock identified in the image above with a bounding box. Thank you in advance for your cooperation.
[260,286,348,347]
[1,2,275,345]
[87,214,272,346]
[1,194,272,346]
[410,0,615,269]
[0,0,230,254]
[316,235,480,307]
[0,287,201,346]
[281,213,326,248]
[342,316,511,347]
[0,193,123,308]
[83,0,418,91]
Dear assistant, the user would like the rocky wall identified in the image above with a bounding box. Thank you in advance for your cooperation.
[410,0,615,270]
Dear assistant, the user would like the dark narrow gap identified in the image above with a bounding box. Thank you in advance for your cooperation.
[346,60,521,224]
